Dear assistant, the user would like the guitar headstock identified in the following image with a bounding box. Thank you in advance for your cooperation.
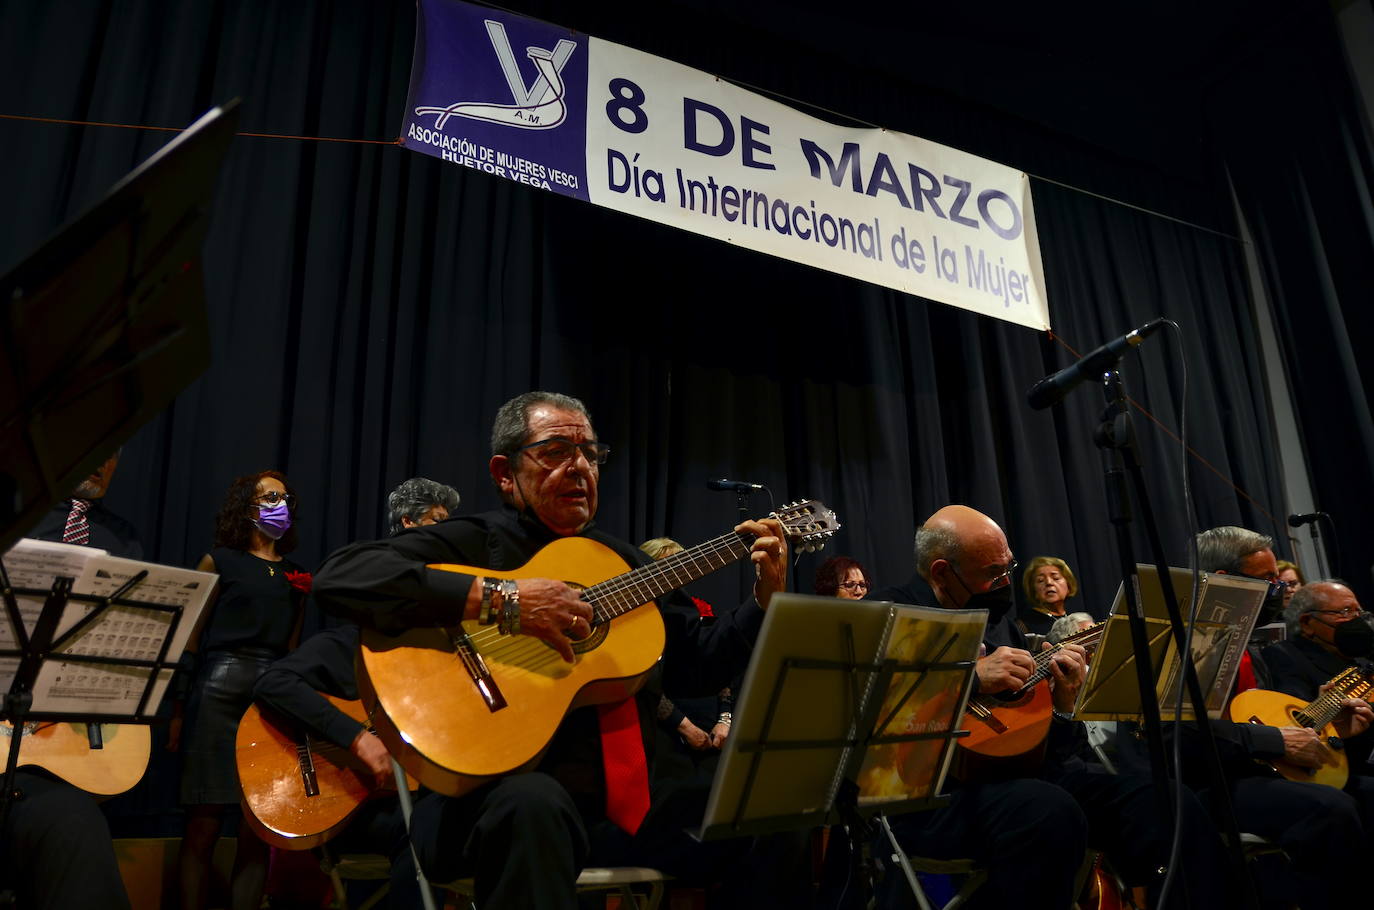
[770,500,841,553]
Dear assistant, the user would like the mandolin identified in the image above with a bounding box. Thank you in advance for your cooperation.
[235,694,416,849]
[358,500,839,796]
[954,622,1106,778]
[0,720,149,796]
[1227,665,1374,790]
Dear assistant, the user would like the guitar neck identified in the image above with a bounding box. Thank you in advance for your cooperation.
[1294,666,1374,729]
[1022,623,1106,689]
[584,532,754,623]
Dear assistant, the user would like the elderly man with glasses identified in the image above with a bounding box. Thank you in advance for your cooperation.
[1106,526,1374,910]
[313,391,801,910]
[1265,580,1374,770]
[868,506,1230,910]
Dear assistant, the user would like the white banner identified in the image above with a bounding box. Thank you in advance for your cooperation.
[402,0,1050,330]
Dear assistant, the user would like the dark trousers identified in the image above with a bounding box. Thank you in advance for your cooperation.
[408,771,812,910]
[1225,774,1370,910]
[409,773,588,910]
[329,796,429,910]
[1049,766,1235,910]
[2,770,131,910]
[876,778,1087,910]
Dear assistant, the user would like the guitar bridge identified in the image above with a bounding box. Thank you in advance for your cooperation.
[450,629,507,713]
[297,740,320,797]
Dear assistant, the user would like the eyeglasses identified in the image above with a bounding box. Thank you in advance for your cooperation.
[1315,606,1363,620]
[987,558,1019,587]
[256,490,294,506]
[515,437,611,467]
[838,581,869,592]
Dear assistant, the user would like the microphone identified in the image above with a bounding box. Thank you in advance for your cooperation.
[1288,512,1326,527]
[707,479,764,493]
[1026,318,1169,410]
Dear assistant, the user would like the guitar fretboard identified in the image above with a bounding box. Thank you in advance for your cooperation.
[583,531,754,623]
[1294,666,1374,729]
[1022,622,1106,690]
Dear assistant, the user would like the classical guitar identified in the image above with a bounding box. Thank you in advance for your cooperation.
[1227,665,1374,790]
[358,500,840,796]
[0,721,149,796]
[954,622,1106,778]
[236,694,417,850]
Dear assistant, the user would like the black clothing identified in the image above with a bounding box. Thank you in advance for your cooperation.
[181,649,277,804]
[4,770,132,910]
[28,498,143,559]
[198,547,304,655]
[1263,635,1374,769]
[181,547,305,805]
[254,625,367,749]
[1015,603,1064,638]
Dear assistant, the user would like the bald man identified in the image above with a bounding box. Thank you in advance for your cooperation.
[871,506,1229,910]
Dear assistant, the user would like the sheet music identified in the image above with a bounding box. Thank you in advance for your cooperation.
[1,538,217,715]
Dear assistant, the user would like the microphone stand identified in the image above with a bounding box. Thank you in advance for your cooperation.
[1309,520,1330,579]
[1094,371,1258,910]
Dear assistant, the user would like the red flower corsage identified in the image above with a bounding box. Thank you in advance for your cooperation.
[285,570,313,594]
[690,596,714,618]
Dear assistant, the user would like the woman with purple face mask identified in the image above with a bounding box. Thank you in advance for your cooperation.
[172,471,308,910]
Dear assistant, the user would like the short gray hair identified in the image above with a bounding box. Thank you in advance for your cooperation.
[1284,579,1347,636]
[915,524,962,583]
[1196,526,1273,575]
[1047,612,1096,644]
[490,391,591,457]
[386,477,461,536]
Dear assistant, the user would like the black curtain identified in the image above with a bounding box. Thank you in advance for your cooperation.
[0,0,1343,830]
[1213,6,1374,599]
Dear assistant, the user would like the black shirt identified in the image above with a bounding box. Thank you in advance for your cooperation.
[253,625,365,750]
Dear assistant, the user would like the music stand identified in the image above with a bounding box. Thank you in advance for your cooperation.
[1077,566,1268,722]
[0,100,240,555]
[698,593,984,905]
[0,539,215,900]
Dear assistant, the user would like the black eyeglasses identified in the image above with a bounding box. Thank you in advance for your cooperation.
[838,581,869,592]
[256,490,295,506]
[515,437,611,467]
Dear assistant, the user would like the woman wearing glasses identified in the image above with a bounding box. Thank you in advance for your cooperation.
[173,471,309,910]
[814,555,872,600]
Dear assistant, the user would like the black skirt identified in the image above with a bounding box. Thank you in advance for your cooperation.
[179,649,277,806]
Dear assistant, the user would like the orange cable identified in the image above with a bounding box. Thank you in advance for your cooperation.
[1046,331,1281,527]
[0,112,402,144]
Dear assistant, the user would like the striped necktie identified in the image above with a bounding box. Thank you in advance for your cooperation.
[62,499,92,546]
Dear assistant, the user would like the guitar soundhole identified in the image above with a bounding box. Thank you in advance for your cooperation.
[571,622,609,654]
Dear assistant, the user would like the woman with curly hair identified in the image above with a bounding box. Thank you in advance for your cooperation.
[814,555,872,600]
[174,470,309,910]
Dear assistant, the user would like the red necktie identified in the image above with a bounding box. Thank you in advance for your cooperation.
[62,499,91,546]
[597,698,650,834]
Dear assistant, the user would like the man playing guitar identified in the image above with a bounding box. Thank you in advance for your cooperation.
[312,391,802,909]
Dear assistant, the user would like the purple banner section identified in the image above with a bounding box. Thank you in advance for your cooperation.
[402,0,590,200]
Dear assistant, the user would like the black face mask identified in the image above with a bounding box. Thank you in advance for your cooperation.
[950,566,1015,614]
[1327,617,1374,658]
[1258,582,1286,626]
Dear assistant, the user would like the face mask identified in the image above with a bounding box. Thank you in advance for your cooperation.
[254,501,292,540]
[1258,582,1286,626]
[1330,617,1374,658]
[949,565,1014,613]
